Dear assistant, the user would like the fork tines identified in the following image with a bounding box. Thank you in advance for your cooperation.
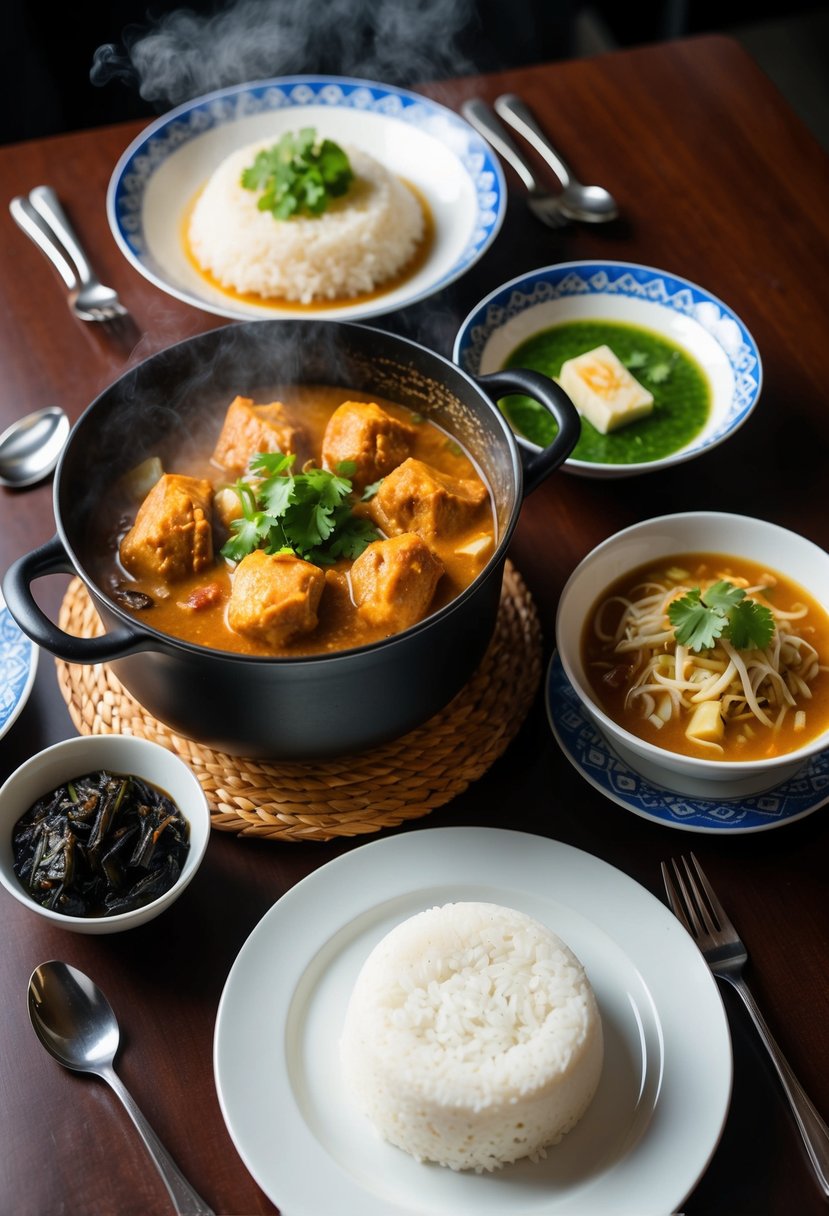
[661,853,730,938]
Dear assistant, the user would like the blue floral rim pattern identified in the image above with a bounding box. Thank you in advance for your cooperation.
[454,260,762,448]
[0,598,37,740]
[546,651,829,833]
[110,75,505,281]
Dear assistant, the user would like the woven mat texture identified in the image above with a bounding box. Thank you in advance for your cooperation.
[56,562,541,841]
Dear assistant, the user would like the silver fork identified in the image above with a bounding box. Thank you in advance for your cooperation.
[662,853,829,1198]
[10,186,129,323]
[461,98,569,229]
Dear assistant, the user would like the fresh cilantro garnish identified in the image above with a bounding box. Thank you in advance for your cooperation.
[240,128,354,220]
[667,579,775,652]
[622,349,677,384]
[361,478,383,501]
[645,356,676,385]
[727,598,776,650]
[220,451,379,566]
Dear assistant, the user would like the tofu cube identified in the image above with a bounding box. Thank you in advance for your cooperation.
[685,700,725,745]
[558,345,654,434]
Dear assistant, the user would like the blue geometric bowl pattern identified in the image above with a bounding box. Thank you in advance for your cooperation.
[0,599,37,739]
[455,261,762,453]
[546,651,829,834]
[110,76,505,285]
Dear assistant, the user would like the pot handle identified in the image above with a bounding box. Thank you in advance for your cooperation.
[475,368,581,494]
[2,534,149,663]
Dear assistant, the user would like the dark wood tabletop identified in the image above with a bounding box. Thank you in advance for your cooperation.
[1,33,828,1216]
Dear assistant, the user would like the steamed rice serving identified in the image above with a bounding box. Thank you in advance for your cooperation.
[188,139,425,304]
[339,901,603,1172]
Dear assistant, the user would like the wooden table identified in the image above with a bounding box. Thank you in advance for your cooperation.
[1,34,828,1216]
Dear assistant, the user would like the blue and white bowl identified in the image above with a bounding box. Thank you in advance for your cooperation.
[108,76,506,322]
[454,260,762,478]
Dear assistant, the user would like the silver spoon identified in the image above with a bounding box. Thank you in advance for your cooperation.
[28,961,215,1216]
[494,93,620,223]
[0,406,69,489]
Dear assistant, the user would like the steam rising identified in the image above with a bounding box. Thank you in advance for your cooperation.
[91,0,478,109]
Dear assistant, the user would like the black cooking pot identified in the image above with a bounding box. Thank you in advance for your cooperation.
[3,321,578,758]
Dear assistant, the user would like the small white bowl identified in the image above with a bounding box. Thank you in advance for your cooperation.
[453,260,762,478]
[0,735,210,933]
[556,512,829,798]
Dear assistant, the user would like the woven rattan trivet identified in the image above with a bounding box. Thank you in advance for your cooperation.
[55,562,541,842]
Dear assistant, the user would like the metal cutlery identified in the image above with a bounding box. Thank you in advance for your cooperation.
[10,186,129,323]
[29,961,215,1215]
[494,94,619,223]
[0,405,69,489]
[462,98,572,229]
[662,852,829,1198]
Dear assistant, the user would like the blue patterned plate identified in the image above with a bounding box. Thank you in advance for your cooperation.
[546,651,829,834]
[0,589,37,741]
[454,260,762,478]
[107,76,506,322]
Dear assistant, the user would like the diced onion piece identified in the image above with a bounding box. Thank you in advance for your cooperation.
[794,710,806,731]
[119,456,163,501]
[454,534,493,558]
[214,486,243,527]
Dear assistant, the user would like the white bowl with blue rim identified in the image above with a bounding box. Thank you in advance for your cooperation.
[107,76,506,323]
[453,260,762,478]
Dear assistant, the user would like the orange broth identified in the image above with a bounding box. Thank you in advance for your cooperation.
[582,552,829,762]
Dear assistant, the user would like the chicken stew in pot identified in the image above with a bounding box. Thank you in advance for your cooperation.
[98,386,496,657]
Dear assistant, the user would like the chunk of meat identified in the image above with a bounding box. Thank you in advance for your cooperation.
[368,458,488,541]
[176,582,224,612]
[212,396,308,474]
[227,550,325,648]
[350,533,444,631]
[120,474,214,584]
[321,400,415,491]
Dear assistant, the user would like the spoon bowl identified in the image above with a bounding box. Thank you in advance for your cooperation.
[558,181,620,224]
[28,961,214,1215]
[29,960,120,1073]
[494,93,620,224]
[0,406,69,489]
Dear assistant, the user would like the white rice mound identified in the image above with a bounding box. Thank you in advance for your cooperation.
[188,139,425,304]
[339,901,603,1173]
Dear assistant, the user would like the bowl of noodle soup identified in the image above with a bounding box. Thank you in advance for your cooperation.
[556,512,829,798]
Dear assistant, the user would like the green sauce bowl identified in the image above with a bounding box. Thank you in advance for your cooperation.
[453,261,762,479]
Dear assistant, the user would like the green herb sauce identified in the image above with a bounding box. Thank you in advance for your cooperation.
[502,319,711,464]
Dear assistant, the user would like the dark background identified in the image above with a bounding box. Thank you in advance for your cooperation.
[3,0,827,146]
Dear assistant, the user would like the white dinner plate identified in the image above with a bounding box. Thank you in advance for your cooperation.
[214,826,731,1215]
[0,588,37,742]
[107,76,506,322]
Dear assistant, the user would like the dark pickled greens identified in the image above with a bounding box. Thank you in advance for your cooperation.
[12,770,190,918]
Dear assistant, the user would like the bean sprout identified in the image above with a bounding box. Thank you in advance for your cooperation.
[589,566,827,746]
